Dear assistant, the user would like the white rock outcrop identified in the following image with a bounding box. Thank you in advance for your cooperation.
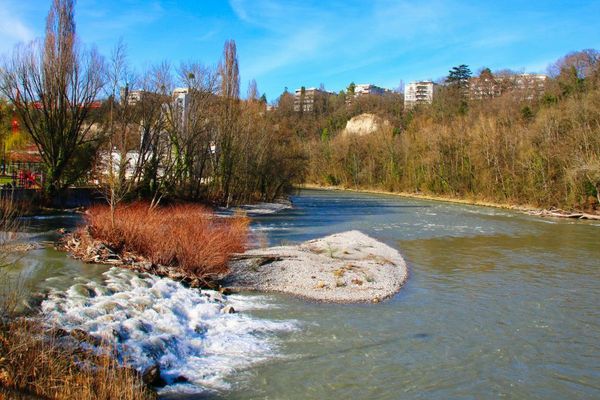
[342,113,390,136]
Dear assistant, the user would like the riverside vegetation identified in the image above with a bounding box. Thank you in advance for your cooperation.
[64,203,249,286]
[297,54,600,212]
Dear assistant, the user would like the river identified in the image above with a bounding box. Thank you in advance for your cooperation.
[5,189,600,399]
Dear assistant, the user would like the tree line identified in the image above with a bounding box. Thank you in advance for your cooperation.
[280,51,600,210]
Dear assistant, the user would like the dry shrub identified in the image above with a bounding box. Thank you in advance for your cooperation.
[0,318,156,400]
[85,202,249,280]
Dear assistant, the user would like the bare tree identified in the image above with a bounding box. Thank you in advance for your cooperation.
[177,62,219,198]
[216,40,240,206]
[247,79,258,101]
[100,40,137,227]
[0,0,105,198]
[549,49,600,78]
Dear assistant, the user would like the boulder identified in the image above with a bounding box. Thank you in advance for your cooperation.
[221,305,236,314]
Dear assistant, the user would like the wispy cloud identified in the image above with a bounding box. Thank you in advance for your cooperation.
[230,0,471,85]
[0,2,35,54]
[229,0,317,31]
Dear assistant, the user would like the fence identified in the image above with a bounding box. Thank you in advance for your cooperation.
[1,161,44,189]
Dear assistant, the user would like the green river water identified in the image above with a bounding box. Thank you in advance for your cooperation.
[5,189,600,399]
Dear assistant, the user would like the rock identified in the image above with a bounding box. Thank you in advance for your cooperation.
[189,278,202,288]
[194,324,208,334]
[155,265,169,275]
[209,292,225,303]
[221,305,236,314]
[218,287,233,295]
[141,364,165,386]
[137,261,152,270]
[173,375,189,384]
[315,281,326,289]
[167,270,185,280]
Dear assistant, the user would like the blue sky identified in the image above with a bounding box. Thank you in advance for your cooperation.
[1,0,600,101]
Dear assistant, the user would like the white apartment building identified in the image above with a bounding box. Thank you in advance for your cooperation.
[404,81,436,108]
[354,84,390,96]
[119,88,147,106]
[510,74,547,99]
[172,88,191,127]
[469,73,548,100]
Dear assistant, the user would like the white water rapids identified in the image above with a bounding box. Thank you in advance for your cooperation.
[41,267,297,395]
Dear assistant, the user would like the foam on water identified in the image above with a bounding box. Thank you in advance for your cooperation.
[240,202,293,215]
[217,201,293,217]
[41,267,296,394]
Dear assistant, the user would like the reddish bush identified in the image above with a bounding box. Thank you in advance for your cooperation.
[85,203,248,280]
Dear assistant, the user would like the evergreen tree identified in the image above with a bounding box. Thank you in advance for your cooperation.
[347,82,356,95]
[446,64,472,88]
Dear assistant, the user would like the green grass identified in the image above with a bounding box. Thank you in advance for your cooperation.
[0,176,14,185]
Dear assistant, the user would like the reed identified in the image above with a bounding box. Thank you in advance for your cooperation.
[0,318,156,400]
[85,202,249,280]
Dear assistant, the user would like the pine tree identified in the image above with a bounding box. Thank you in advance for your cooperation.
[446,64,472,88]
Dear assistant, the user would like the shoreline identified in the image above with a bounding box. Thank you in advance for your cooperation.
[59,228,409,304]
[297,184,600,220]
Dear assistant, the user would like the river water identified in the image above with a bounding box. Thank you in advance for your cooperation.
[5,189,600,399]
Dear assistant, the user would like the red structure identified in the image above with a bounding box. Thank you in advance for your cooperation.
[16,170,41,189]
[11,118,19,133]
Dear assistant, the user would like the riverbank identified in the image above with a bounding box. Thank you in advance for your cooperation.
[298,184,600,220]
[225,230,408,303]
[0,309,157,400]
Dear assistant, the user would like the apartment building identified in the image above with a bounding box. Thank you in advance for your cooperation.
[119,88,149,106]
[508,74,547,99]
[469,73,547,100]
[294,87,332,112]
[404,81,436,108]
[354,84,390,96]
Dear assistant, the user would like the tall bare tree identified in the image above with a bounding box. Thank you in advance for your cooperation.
[99,40,138,226]
[0,0,105,197]
[216,40,240,206]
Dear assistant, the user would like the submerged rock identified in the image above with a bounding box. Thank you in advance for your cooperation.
[142,364,165,387]
[221,305,236,314]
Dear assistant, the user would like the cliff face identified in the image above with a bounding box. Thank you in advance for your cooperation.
[342,113,390,136]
